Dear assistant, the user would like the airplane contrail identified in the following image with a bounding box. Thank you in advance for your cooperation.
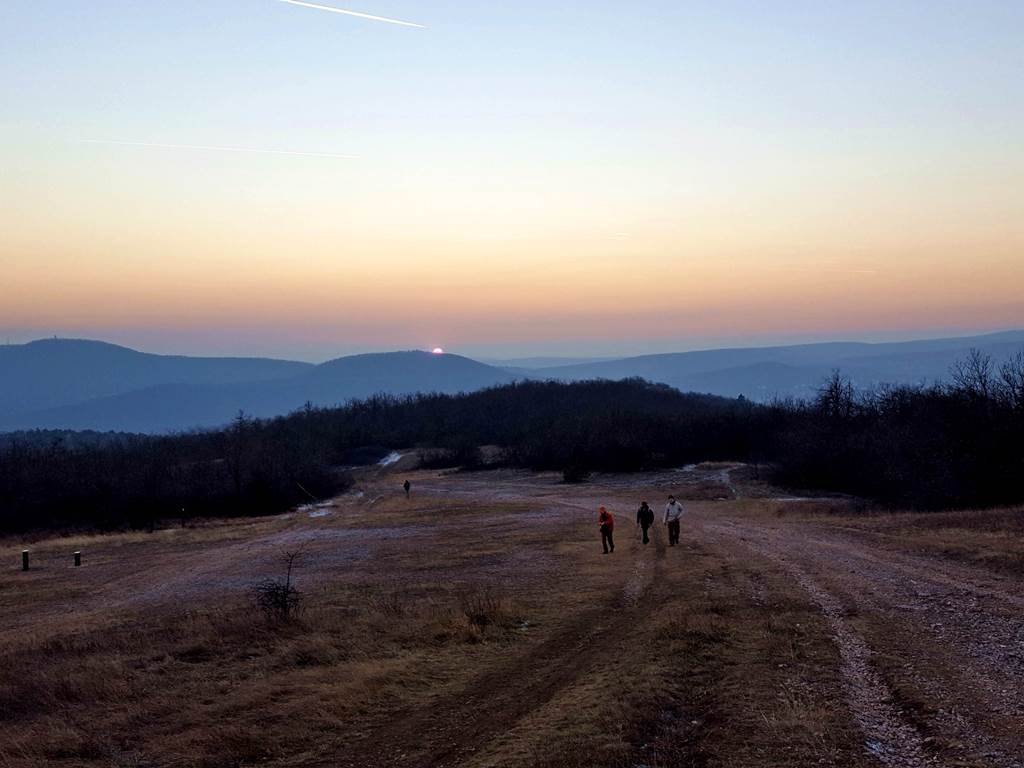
[78,140,359,160]
[278,0,425,28]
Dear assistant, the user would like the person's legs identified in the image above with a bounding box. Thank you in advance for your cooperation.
[609,528,614,552]
[601,526,611,553]
[669,520,680,545]
[641,524,650,544]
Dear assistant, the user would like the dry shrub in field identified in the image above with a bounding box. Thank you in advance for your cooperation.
[253,550,303,622]
[459,586,513,631]
[456,586,519,644]
[254,578,302,622]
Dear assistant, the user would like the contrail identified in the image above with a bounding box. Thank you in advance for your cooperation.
[278,0,425,28]
[78,139,358,160]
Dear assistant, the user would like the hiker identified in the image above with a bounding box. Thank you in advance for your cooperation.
[664,495,684,546]
[636,501,654,545]
[598,506,615,554]
[403,479,411,498]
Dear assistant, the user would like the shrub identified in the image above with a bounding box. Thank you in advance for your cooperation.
[254,551,303,623]
[459,587,512,630]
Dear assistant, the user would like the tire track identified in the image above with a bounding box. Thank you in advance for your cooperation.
[701,520,934,767]
[332,540,661,767]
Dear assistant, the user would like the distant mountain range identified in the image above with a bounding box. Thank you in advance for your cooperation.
[1,331,1021,433]
[0,341,516,433]
[538,331,1024,400]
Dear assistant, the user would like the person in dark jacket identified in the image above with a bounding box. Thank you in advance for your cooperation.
[403,479,411,498]
[636,501,654,544]
[598,506,615,554]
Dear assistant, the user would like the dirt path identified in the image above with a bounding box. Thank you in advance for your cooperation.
[330,501,666,768]
[699,512,1024,768]
[702,520,934,767]
[320,467,1024,766]
[402,468,1024,766]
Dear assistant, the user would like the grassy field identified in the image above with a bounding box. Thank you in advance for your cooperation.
[1,463,1021,767]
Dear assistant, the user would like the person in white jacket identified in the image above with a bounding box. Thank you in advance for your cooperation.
[664,495,684,546]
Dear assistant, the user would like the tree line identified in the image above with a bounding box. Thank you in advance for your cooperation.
[1,350,1022,531]
[774,350,1024,509]
[0,411,344,532]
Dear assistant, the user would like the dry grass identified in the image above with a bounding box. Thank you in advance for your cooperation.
[0,579,530,767]
[1,466,1017,767]
[778,503,1024,574]
[0,478,564,767]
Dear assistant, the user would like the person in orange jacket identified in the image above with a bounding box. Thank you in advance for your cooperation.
[598,506,615,554]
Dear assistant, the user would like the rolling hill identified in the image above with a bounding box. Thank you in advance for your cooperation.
[2,331,1021,433]
[0,345,517,433]
[532,331,1024,400]
[0,339,311,420]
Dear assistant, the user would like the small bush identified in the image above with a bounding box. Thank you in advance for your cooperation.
[459,587,511,630]
[254,580,301,622]
[254,551,303,622]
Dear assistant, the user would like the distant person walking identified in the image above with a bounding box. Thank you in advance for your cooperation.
[403,479,411,498]
[664,495,684,546]
[598,506,615,554]
[636,501,654,545]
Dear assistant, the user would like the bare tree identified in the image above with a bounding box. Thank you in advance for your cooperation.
[951,349,995,398]
[998,350,1024,410]
[817,370,856,420]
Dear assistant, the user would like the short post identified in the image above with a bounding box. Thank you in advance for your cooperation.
[74,551,82,567]
[21,550,29,571]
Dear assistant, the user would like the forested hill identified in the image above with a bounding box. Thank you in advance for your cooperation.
[3,357,1024,532]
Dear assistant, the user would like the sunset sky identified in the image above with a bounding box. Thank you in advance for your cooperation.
[2,0,1022,360]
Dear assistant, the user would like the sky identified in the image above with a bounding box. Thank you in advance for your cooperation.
[1,0,1022,361]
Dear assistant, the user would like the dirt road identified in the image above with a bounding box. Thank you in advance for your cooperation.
[698,514,1024,768]
[323,467,1024,767]
[2,464,1022,767]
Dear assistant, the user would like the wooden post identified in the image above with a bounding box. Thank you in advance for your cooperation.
[21,550,29,571]
[74,551,81,567]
